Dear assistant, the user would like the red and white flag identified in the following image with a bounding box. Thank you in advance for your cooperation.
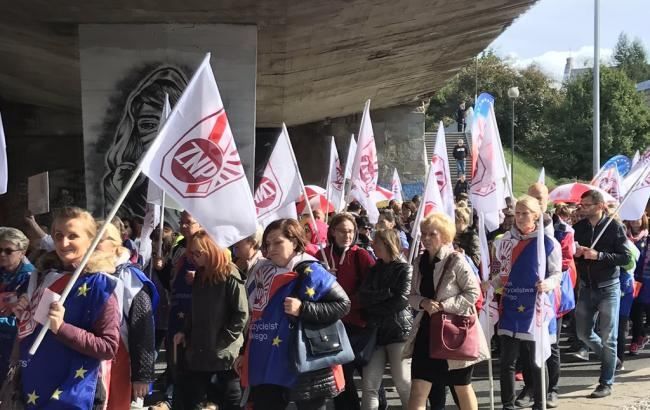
[343,134,357,182]
[534,212,553,367]
[391,168,403,203]
[326,137,346,212]
[255,125,303,227]
[432,121,455,220]
[410,163,444,242]
[470,93,507,231]
[619,164,650,221]
[632,150,641,168]
[140,54,257,247]
[538,167,545,185]
[0,113,7,195]
[592,166,623,201]
[348,100,379,223]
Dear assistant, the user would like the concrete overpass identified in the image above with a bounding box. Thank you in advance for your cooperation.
[0,0,537,222]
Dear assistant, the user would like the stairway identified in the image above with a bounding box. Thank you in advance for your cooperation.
[424,130,472,184]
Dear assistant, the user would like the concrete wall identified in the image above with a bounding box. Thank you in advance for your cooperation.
[79,24,257,218]
[288,103,427,188]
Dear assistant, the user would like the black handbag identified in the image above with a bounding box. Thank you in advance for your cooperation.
[292,262,355,373]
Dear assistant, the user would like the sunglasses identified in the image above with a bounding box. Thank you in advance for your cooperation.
[0,248,20,256]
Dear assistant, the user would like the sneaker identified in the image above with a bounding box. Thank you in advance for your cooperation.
[630,341,640,356]
[515,371,524,381]
[572,347,590,361]
[589,384,612,399]
[547,391,559,408]
[148,402,171,410]
[616,358,624,371]
[515,388,533,408]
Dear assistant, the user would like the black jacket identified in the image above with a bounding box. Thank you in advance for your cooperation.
[454,228,481,268]
[291,262,351,401]
[129,288,156,382]
[453,144,467,160]
[359,260,412,345]
[454,180,469,198]
[573,215,629,287]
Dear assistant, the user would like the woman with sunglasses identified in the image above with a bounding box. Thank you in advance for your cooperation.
[0,227,33,385]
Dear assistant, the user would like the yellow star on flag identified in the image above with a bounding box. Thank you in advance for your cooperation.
[77,283,91,297]
[27,390,39,405]
[305,287,316,298]
[304,266,313,274]
[74,366,88,379]
[51,388,63,400]
[272,336,282,346]
[517,305,526,313]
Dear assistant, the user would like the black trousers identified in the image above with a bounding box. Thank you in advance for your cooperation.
[522,317,561,394]
[252,384,326,410]
[618,317,629,362]
[181,369,241,410]
[500,335,547,410]
[630,299,648,340]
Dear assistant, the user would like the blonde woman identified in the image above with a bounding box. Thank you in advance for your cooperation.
[405,212,489,410]
[14,207,121,409]
[98,222,158,409]
[359,229,412,409]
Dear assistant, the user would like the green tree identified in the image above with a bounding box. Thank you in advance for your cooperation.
[612,32,650,83]
[545,66,650,179]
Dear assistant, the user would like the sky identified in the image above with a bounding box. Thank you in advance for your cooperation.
[489,0,650,82]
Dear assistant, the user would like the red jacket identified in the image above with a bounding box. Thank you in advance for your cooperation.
[318,245,375,327]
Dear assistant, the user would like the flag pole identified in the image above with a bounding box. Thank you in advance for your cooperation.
[150,192,166,279]
[325,137,334,225]
[29,53,212,356]
[590,164,650,248]
[408,164,431,264]
[283,124,331,270]
[478,212,495,410]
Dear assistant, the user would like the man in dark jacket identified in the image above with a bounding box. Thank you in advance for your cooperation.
[454,174,469,201]
[452,139,467,175]
[573,190,629,399]
[456,102,466,132]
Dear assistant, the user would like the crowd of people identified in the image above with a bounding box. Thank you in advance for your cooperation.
[0,177,646,410]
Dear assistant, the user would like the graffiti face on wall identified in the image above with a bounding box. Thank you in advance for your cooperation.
[101,65,189,219]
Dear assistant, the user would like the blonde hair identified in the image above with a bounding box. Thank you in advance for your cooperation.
[516,194,542,217]
[421,212,456,244]
[455,206,471,227]
[373,229,402,261]
[99,221,130,260]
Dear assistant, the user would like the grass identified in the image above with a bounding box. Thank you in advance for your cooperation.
[509,152,558,197]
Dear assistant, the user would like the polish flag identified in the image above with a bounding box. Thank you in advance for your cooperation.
[255,125,303,227]
[140,54,257,247]
[348,100,379,223]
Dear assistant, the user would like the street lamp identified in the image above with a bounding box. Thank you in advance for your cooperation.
[507,86,520,190]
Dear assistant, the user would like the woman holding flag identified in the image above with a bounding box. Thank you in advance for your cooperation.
[488,196,562,410]
[14,207,121,409]
[238,218,350,410]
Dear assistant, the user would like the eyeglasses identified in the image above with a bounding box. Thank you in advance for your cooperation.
[579,202,596,208]
[0,248,20,256]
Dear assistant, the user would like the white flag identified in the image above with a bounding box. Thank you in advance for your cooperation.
[432,121,455,220]
[538,167,545,185]
[391,168,403,203]
[0,113,7,195]
[326,137,346,212]
[410,163,445,242]
[348,100,379,223]
[619,164,650,221]
[534,212,553,367]
[592,166,624,201]
[344,134,357,181]
[632,150,640,168]
[470,93,507,231]
[138,199,161,267]
[140,54,257,247]
[146,95,182,211]
[254,125,303,227]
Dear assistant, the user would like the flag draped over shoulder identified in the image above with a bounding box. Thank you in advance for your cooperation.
[470,93,508,231]
[432,121,455,220]
[326,137,346,212]
[140,54,257,247]
[254,125,302,227]
[348,101,379,223]
[242,259,337,388]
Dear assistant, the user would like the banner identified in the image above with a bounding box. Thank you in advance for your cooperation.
[470,93,507,231]
[254,125,303,227]
[326,137,345,212]
[391,168,403,203]
[140,54,257,247]
[28,172,50,215]
[432,121,455,220]
[348,100,379,223]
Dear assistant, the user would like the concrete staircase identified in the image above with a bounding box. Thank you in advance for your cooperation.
[424,130,472,184]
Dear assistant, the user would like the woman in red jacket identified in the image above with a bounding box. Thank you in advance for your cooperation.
[318,213,375,410]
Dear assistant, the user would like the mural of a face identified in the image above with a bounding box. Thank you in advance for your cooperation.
[102,65,188,219]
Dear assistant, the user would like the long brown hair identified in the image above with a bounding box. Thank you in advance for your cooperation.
[189,230,232,284]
